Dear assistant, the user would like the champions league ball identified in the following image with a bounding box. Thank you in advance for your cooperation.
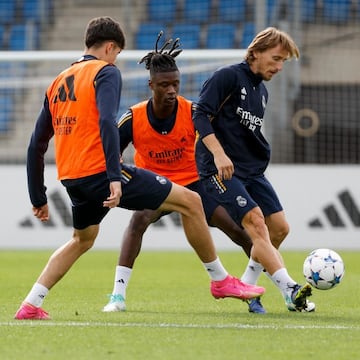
[303,248,345,290]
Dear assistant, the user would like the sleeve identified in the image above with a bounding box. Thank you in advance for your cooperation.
[95,65,122,182]
[117,109,133,154]
[27,96,54,207]
[193,66,237,139]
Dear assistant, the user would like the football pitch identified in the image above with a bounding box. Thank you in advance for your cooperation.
[0,250,359,360]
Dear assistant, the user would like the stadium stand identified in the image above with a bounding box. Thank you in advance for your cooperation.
[135,23,168,50]
[22,0,53,24]
[300,0,317,23]
[322,0,352,23]
[183,0,212,23]
[0,93,13,134]
[8,23,39,50]
[0,1,16,25]
[240,22,255,49]
[147,0,178,24]
[172,24,201,49]
[0,24,5,49]
[217,0,247,23]
[206,23,237,49]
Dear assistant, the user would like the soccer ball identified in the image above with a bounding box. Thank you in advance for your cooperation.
[303,248,345,290]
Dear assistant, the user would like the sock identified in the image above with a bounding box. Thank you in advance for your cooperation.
[203,257,228,281]
[265,271,277,285]
[24,282,49,308]
[271,268,297,299]
[241,258,264,284]
[112,265,132,299]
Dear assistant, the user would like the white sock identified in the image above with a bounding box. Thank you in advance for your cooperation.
[241,258,264,284]
[271,268,297,299]
[24,282,49,308]
[112,266,132,299]
[203,257,228,281]
[265,271,276,285]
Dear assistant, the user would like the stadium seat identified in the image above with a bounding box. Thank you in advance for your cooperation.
[288,0,317,23]
[147,0,177,23]
[266,0,280,25]
[206,23,236,49]
[240,22,255,49]
[300,0,317,23]
[135,23,168,50]
[0,94,13,133]
[192,71,211,93]
[0,25,5,50]
[0,1,16,25]
[183,0,212,23]
[322,0,351,23]
[9,24,39,50]
[217,0,246,23]
[172,24,201,49]
[22,0,53,23]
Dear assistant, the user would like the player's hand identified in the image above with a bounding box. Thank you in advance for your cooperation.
[201,133,234,180]
[32,204,49,222]
[214,152,234,180]
[103,181,122,208]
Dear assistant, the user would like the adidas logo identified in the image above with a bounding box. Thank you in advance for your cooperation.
[309,189,360,228]
[19,190,72,228]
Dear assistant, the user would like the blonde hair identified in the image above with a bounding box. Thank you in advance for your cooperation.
[245,27,299,63]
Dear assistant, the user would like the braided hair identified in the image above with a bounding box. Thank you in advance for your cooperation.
[138,31,182,77]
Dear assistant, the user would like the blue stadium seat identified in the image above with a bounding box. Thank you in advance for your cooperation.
[192,71,211,93]
[0,1,16,25]
[218,0,246,23]
[0,25,5,50]
[9,24,40,50]
[288,0,317,23]
[206,23,236,49]
[266,0,279,25]
[183,0,212,23]
[135,23,168,50]
[300,0,317,23]
[148,0,177,23]
[322,0,351,23]
[240,22,255,49]
[0,94,13,133]
[23,0,53,23]
[172,24,201,49]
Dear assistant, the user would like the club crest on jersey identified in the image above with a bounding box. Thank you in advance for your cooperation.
[156,175,168,185]
[236,195,247,207]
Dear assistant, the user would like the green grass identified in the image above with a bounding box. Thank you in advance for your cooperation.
[0,250,359,360]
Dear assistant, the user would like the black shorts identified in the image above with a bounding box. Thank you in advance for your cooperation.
[187,181,218,223]
[135,180,219,226]
[201,174,283,224]
[62,164,172,230]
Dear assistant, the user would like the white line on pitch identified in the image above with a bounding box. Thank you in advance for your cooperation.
[0,322,359,330]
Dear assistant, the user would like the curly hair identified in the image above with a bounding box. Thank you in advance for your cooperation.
[138,31,182,76]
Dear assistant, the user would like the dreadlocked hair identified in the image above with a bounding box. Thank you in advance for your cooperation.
[138,31,182,75]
